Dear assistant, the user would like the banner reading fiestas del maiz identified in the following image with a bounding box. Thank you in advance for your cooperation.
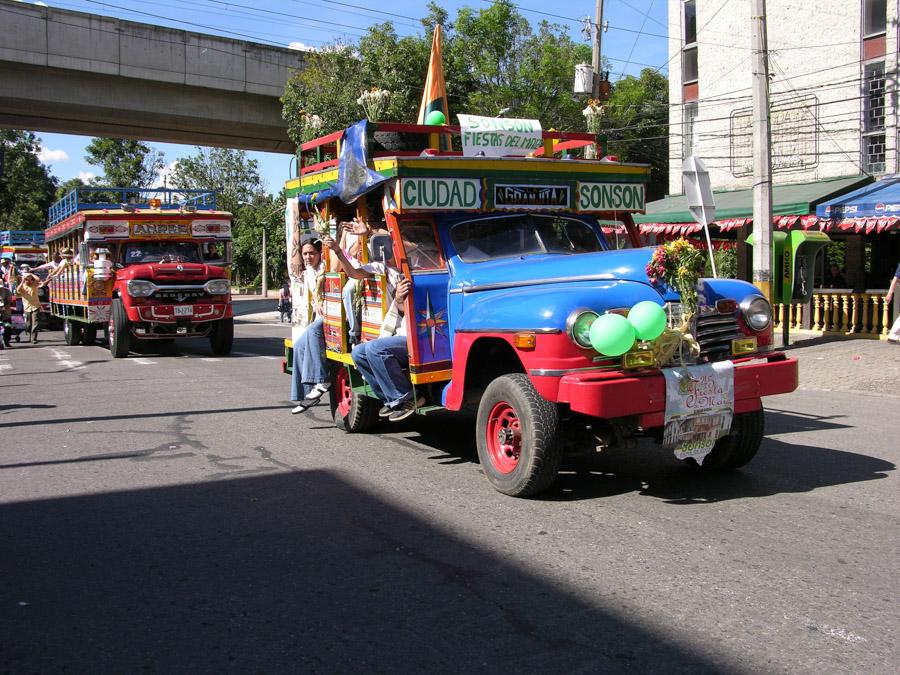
[577,182,646,212]
[457,115,542,158]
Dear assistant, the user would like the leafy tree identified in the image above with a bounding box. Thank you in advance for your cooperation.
[231,195,287,287]
[282,1,592,145]
[602,69,669,199]
[85,137,164,188]
[0,130,57,229]
[55,176,88,200]
[169,146,264,214]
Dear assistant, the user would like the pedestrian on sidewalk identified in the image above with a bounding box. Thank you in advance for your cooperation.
[0,284,12,348]
[886,261,900,343]
[277,282,292,323]
[15,267,42,344]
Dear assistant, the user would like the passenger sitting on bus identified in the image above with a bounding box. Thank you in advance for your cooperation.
[325,232,424,422]
[340,218,388,346]
[204,242,224,264]
[43,248,75,284]
[290,235,329,413]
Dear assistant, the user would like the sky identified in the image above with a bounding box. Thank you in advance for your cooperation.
[18,0,670,196]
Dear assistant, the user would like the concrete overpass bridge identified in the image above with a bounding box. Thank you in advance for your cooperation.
[0,0,305,153]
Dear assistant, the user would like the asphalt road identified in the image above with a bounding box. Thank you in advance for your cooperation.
[0,318,897,673]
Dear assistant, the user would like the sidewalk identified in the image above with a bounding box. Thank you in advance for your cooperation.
[778,332,899,398]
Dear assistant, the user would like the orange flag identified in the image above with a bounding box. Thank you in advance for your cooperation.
[417,25,450,125]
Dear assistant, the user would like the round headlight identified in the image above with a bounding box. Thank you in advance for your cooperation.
[204,279,230,295]
[126,280,155,298]
[566,308,599,348]
[741,295,771,331]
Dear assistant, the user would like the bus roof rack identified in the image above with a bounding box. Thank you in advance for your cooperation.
[48,188,219,225]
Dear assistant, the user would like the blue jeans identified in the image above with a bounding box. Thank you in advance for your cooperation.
[342,280,360,343]
[351,335,411,408]
[291,318,328,401]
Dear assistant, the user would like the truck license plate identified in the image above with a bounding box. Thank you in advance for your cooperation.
[174,305,193,317]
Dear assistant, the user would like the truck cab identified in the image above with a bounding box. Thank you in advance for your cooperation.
[284,120,798,497]
[45,188,234,357]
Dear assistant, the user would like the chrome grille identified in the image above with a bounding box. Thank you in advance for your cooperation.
[695,310,743,361]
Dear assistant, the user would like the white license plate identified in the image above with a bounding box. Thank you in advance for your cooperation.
[662,412,731,448]
[173,305,193,316]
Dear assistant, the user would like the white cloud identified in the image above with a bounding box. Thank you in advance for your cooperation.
[156,160,178,188]
[37,148,69,164]
[34,2,48,6]
[288,41,315,52]
[77,171,97,183]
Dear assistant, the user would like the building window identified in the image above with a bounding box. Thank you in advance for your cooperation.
[683,103,698,158]
[682,1,698,83]
[863,61,886,173]
[863,0,886,36]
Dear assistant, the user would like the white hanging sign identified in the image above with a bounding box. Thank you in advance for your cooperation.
[662,361,735,465]
[457,115,543,157]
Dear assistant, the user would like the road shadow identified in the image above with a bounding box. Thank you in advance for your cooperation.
[372,410,892,504]
[0,471,725,672]
[0,404,56,413]
[143,335,286,359]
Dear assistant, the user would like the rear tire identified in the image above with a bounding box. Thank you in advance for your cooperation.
[476,373,564,497]
[330,365,379,433]
[690,408,764,470]
[210,317,233,355]
[63,319,82,346]
[108,298,130,358]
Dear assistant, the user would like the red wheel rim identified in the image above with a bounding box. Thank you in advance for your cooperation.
[486,401,521,474]
[336,367,353,418]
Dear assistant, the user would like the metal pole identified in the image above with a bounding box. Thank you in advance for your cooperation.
[751,0,773,306]
[591,0,604,99]
[261,227,268,298]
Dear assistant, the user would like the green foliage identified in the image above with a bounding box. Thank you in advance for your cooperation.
[169,147,264,215]
[0,130,57,230]
[603,69,669,199]
[231,195,287,288]
[85,138,164,188]
[706,245,738,279]
[55,176,87,200]
[281,1,602,144]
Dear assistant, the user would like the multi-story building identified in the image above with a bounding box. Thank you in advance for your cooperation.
[637,0,900,336]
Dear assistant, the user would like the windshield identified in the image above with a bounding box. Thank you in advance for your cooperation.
[450,214,602,262]
[123,241,202,264]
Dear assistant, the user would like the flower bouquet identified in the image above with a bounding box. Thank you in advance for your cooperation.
[357,87,391,122]
[582,99,604,158]
[646,238,706,365]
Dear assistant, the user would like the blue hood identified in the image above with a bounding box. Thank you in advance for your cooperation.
[450,248,681,334]
[450,248,661,293]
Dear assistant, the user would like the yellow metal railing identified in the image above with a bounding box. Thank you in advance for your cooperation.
[773,291,894,337]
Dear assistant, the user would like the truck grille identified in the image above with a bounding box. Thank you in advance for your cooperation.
[695,311,743,361]
[665,302,743,362]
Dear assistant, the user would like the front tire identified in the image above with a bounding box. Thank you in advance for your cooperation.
[476,374,564,497]
[210,317,233,355]
[108,298,130,358]
[330,365,379,433]
[63,319,82,346]
[690,408,764,470]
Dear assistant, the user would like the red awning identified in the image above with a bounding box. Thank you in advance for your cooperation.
[637,215,900,235]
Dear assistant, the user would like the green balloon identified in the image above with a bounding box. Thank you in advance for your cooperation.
[425,110,446,126]
[589,313,636,357]
[628,301,668,341]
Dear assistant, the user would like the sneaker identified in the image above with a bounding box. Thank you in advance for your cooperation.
[305,382,331,401]
[388,396,426,422]
[378,405,393,418]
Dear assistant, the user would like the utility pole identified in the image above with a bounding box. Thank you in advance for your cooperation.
[591,0,604,99]
[751,0,773,304]
[261,228,268,298]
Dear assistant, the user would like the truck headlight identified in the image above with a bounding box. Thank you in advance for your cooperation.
[740,295,771,331]
[126,280,155,297]
[204,279,230,295]
[566,308,599,348]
